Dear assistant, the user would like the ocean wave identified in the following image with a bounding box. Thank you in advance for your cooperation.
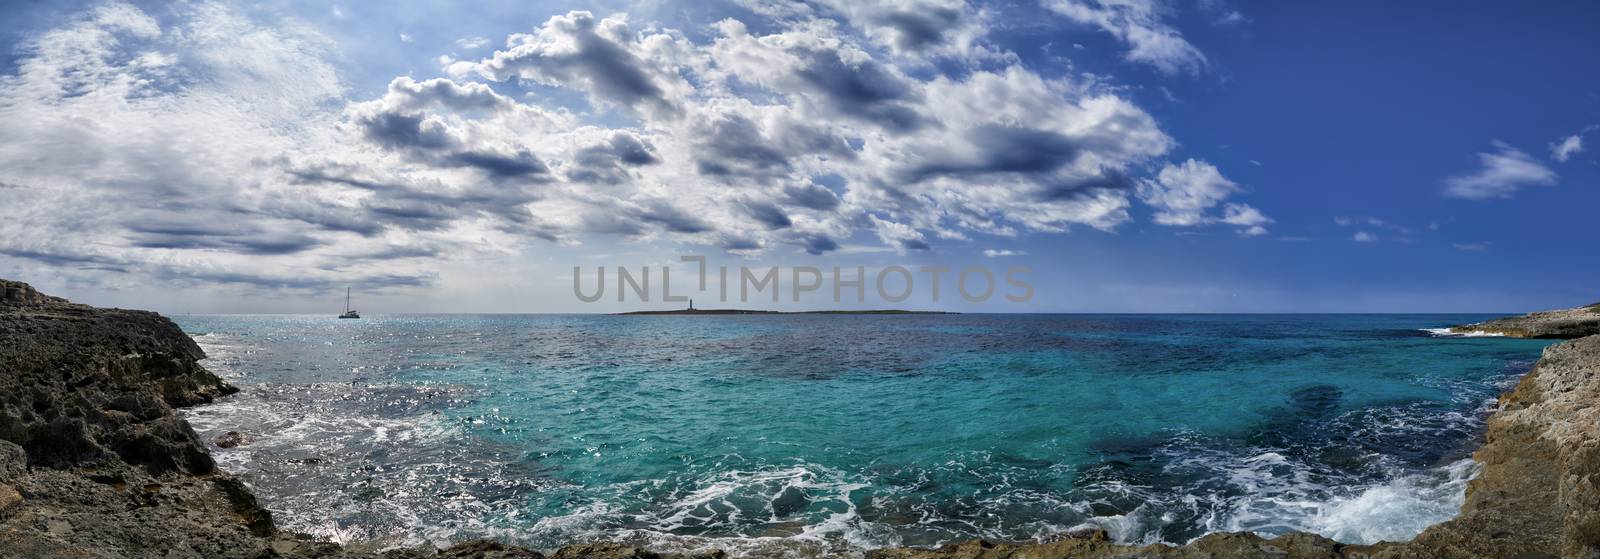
[177,318,1521,556]
[182,390,1494,555]
[1304,459,1478,544]
[1060,391,1501,548]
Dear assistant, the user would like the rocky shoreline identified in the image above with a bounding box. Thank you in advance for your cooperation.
[2,279,1596,558]
[1448,302,1600,338]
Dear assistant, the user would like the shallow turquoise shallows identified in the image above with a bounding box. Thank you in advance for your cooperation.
[174,314,1548,556]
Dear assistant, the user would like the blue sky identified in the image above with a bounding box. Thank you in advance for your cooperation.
[0,0,1595,313]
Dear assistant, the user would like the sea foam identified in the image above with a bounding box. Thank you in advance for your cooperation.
[1420,327,1506,338]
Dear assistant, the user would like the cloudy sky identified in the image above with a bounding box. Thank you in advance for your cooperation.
[1,0,1597,313]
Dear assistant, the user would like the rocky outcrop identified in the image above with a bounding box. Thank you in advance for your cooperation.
[1450,302,1600,338]
[0,279,277,557]
[3,278,1598,558]
[1437,335,1600,559]
[0,279,64,306]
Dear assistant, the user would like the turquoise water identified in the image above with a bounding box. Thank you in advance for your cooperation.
[174,314,1549,556]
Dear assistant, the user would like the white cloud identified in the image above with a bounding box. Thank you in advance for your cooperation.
[1333,215,1414,236]
[1212,11,1247,25]
[983,249,1026,257]
[1452,242,1489,251]
[399,32,413,43]
[0,3,1269,295]
[455,36,490,50]
[868,215,930,250]
[1443,142,1557,199]
[1139,159,1236,226]
[1221,203,1271,236]
[1042,0,1206,75]
[461,11,688,118]
[1353,231,1377,242]
[1137,159,1269,234]
[1550,133,1583,162]
[0,3,440,290]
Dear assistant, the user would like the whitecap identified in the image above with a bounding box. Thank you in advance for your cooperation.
[1419,327,1505,338]
[1305,459,1479,544]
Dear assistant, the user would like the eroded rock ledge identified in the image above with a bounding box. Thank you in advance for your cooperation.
[1450,302,1600,339]
[1,279,1596,558]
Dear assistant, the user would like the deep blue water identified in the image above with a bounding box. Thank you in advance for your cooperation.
[173,314,1549,556]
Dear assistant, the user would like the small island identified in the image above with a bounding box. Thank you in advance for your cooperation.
[616,299,956,315]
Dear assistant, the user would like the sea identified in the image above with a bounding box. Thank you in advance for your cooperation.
[171,314,1550,557]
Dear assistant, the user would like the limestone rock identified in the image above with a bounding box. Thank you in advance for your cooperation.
[0,483,21,517]
[1450,302,1600,338]
[213,431,249,449]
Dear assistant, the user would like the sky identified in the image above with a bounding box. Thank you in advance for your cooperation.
[0,0,1597,314]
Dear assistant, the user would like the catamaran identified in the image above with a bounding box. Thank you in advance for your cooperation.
[338,287,360,319]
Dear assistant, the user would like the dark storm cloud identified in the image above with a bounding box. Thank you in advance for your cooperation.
[802,234,838,255]
[775,120,858,160]
[566,34,662,109]
[695,115,791,178]
[476,11,675,116]
[352,244,444,260]
[286,167,398,192]
[286,163,542,232]
[692,115,855,184]
[574,201,719,237]
[442,149,548,178]
[356,112,455,150]
[1037,168,1135,201]
[900,238,931,250]
[873,8,963,51]
[127,221,237,237]
[782,182,842,211]
[634,201,713,234]
[609,133,659,165]
[125,218,325,255]
[223,235,326,255]
[566,132,659,184]
[0,243,432,291]
[0,246,126,270]
[258,199,386,237]
[155,269,435,291]
[579,210,646,236]
[131,233,324,255]
[903,125,1081,182]
[720,236,762,250]
[795,50,924,131]
[352,110,549,180]
[361,199,460,230]
[743,200,792,229]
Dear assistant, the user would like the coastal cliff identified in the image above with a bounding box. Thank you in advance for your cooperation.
[1,279,1596,559]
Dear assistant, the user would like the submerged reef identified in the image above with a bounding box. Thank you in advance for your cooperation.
[1,278,1596,558]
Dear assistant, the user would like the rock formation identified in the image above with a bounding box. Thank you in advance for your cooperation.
[2,278,1596,558]
[1450,302,1600,338]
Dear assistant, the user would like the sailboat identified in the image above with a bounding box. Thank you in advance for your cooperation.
[338,287,360,319]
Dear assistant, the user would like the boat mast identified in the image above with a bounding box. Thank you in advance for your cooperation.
[345,287,350,312]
